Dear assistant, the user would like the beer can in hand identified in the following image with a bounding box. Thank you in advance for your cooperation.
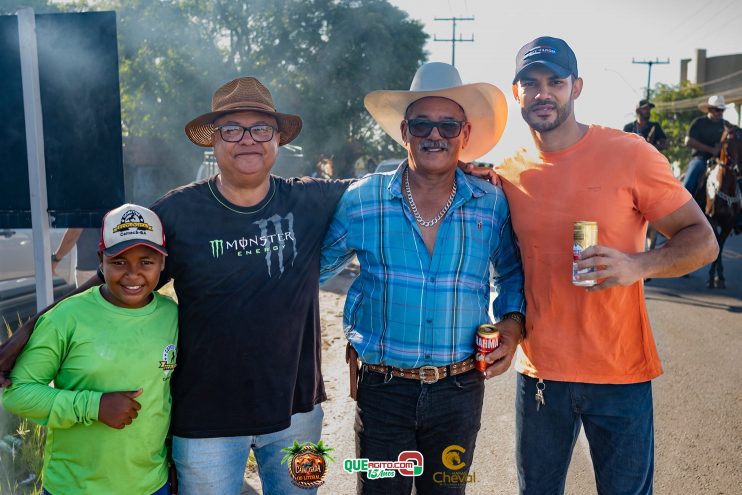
[476,324,501,372]
[572,221,598,287]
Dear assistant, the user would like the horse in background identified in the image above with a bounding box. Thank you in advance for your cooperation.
[704,124,742,288]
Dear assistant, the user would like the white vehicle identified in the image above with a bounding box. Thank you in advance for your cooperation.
[0,228,76,328]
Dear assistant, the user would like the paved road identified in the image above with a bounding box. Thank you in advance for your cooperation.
[244,233,742,494]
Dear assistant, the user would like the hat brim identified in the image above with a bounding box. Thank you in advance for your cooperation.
[364,82,508,162]
[698,103,726,112]
[637,103,655,110]
[513,61,572,84]
[185,107,303,147]
[103,240,168,258]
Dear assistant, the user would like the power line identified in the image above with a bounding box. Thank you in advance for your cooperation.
[434,16,474,67]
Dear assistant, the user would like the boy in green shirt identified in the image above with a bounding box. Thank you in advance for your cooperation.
[2,204,178,495]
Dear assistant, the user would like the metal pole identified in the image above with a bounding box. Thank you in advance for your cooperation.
[646,62,652,101]
[18,7,54,311]
[451,18,456,67]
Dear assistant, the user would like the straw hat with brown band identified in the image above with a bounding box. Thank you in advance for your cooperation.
[185,77,303,147]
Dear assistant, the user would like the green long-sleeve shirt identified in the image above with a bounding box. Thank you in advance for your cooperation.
[2,287,178,495]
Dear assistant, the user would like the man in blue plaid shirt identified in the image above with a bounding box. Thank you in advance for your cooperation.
[321,62,525,495]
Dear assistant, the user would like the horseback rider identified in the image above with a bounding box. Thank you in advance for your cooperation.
[683,95,731,197]
[623,99,667,151]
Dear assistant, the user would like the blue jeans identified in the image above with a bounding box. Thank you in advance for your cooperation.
[172,405,323,495]
[44,484,169,495]
[355,366,485,495]
[683,157,708,194]
[515,374,654,495]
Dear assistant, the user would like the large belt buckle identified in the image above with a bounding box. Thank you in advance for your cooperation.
[419,365,440,384]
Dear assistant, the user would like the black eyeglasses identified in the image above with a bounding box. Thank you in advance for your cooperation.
[216,124,277,143]
[405,119,465,139]
[710,108,725,113]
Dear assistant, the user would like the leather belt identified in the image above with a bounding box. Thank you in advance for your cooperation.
[364,357,476,384]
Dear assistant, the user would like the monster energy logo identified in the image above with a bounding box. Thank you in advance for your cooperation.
[207,214,297,277]
[210,239,224,258]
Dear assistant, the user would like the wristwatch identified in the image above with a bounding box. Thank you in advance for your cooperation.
[51,253,61,263]
[502,312,526,341]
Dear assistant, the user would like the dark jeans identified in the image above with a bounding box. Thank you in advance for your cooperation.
[515,373,654,495]
[43,483,170,495]
[355,366,485,495]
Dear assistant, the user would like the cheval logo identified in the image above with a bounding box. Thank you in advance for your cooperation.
[158,344,177,380]
[281,440,335,489]
[441,445,466,470]
[208,214,298,276]
[434,444,476,486]
[112,210,153,233]
[523,46,557,60]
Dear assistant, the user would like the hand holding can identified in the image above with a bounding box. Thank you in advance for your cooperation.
[573,221,598,287]
[475,324,501,372]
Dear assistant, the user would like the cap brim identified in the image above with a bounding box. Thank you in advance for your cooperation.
[185,107,303,147]
[104,240,168,257]
[513,61,572,84]
[364,82,508,162]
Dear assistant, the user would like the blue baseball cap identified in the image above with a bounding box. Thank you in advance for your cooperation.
[513,36,578,84]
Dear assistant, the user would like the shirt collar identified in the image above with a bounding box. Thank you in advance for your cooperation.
[387,159,489,201]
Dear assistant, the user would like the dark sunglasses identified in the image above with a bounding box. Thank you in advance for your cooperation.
[405,119,465,139]
[710,107,725,113]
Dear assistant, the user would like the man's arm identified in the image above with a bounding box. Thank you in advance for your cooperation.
[576,199,718,290]
[51,228,83,274]
[685,136,719,156]
[0,273,101,387]
[319,189,356,283]
[483,198,526,378]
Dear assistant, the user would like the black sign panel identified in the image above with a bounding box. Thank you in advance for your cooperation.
[0,11,123,228]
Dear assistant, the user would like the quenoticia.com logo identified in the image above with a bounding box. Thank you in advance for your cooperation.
[343,451,424,479]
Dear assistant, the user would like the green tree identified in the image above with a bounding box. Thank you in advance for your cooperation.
[206,0,428,176]
[5,0,427,178]
[651,81,704,170]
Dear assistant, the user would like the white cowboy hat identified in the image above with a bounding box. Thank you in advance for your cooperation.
[364,62,507,162]
[698,95,726,112]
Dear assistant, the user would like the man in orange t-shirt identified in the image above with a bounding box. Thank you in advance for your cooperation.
[493,36,718,495]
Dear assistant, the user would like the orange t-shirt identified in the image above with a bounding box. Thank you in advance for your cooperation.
[497,125,692,384]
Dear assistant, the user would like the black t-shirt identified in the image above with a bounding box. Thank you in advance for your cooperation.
[622,120,666,147]
[151,176,350,437]
[687,116,726,159]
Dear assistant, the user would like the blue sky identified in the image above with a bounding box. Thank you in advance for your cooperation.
[389,0,742,163]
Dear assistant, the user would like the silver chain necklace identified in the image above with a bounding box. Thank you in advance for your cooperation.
[404,167,457,228]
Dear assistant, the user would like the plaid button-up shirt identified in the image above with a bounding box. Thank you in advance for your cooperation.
[320,163,525,368]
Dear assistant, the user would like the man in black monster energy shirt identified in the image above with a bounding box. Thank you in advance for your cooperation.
[154,77,350,494]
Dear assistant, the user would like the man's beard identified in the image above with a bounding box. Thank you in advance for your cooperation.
[522,100,572,132]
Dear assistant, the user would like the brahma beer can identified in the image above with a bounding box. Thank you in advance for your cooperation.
[572,221,598,287]
[475,324,500,372]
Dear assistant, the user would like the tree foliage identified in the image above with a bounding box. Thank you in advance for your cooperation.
[651,81,704,170]
[5,0,428,177]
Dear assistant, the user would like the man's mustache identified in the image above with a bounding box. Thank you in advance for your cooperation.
[529,102,556,111]
[419,139,449,150]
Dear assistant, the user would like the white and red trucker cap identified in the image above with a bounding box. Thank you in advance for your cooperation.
[99,203,168,257]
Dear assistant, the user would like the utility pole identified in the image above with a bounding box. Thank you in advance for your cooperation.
[632,58,670,101]
[434,16,474,67]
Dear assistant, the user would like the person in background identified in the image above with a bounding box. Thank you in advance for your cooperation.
[623,99,667,151]
[683,95,731,196]
[51,228,100,287]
